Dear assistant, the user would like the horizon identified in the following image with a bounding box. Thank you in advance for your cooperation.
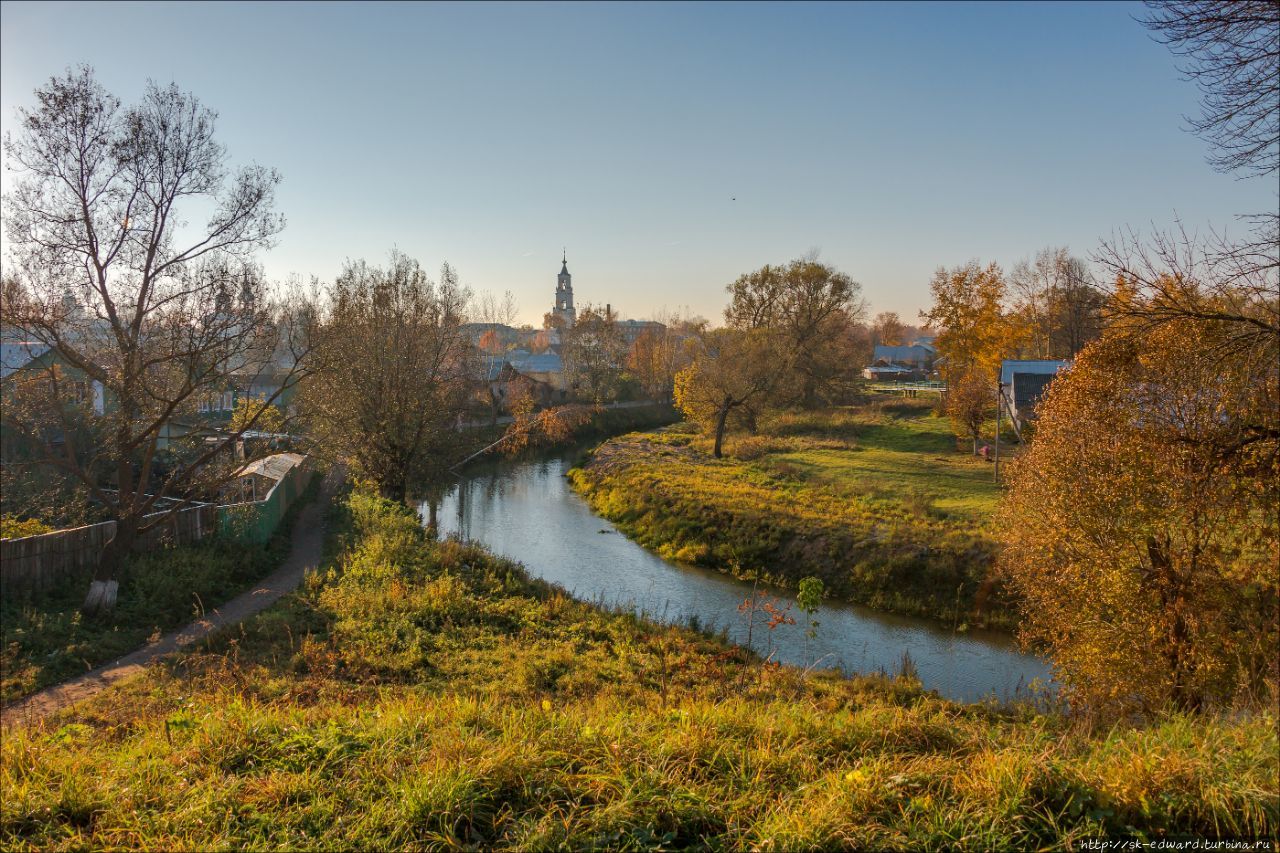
[2,0,1275,326]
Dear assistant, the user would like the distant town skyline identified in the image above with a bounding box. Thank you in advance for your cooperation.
[2,0,1274,326]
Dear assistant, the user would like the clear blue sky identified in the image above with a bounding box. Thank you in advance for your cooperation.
[1,1,1273,326]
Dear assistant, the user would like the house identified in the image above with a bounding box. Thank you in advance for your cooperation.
[617,319,666,346]
[509,351,568,394]
[472,349,569,414]
[862,363,925,382]
[872,343,936,369]
[999,359,1070,428]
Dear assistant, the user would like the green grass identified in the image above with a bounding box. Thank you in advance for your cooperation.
[0,474,320,704]
[2,488,1273,850]
[569,400,1014,629]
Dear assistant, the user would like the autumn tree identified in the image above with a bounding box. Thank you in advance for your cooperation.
[920,261,1021,381]
[999,310,1278,717]
[870,311,907,347]
[227,397,286,434]
[673,328,786,457]
[627,327,677,402]
[2,66,307,613]
[563,303,625,403]
[945,370,994,456]
[1115,3,1279,348]
[725,258,865,407]
[626,312,704,403]
[301,253,471,503]
[1009,247,1104,359]
[521,330,547,354]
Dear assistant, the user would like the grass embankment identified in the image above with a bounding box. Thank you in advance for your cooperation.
[0,474,321,704]
[487,402,681,462]
[569,400,1012,629]
[2,489,1274,850]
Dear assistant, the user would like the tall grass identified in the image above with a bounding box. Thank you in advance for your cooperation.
[1,488,1274,850]
[0,473,321,703]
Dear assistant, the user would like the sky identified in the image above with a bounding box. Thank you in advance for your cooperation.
[1,0,1274,327]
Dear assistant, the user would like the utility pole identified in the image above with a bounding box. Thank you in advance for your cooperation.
[994,380,1002,483]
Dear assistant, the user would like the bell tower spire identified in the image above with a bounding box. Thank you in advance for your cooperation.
[552,250,575,328]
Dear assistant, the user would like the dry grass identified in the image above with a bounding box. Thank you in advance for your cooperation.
[2,489,1274,850]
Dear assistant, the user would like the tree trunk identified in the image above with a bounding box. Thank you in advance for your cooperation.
[1147,535,1201,712]
[83,520,135,615]
[713,404,731,458]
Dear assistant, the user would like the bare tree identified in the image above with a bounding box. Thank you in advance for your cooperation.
[1095,221,1279,358]
[473,289,518,423]
[1141,1,1279,178]
[563,303,625,403]
[673,328,788,458]
[2,66,308,613]
[869,311,906,347]
[726,257,866,407]
[1138,1,1279,288]
[1009,247,1104,359]
[300,253,471,504]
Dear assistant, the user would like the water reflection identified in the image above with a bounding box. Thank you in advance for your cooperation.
[422,452,1054,703]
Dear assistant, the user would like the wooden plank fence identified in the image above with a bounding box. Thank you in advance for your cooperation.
[0,454,313,595]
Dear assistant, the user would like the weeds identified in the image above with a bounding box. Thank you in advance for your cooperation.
[0,487,1274,850]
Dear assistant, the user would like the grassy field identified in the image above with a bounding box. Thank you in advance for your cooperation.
[0,475,319,704]
[569,400,1013,629]
[2,488,1273,850]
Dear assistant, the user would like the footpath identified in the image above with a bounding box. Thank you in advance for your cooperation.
[0,466,344,728]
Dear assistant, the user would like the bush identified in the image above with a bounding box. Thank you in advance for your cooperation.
[0,516,53,540]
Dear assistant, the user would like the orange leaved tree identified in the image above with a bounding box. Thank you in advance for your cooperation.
[998,311,1278,717]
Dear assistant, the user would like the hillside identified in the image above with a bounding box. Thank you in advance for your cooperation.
[2,489,1274,850]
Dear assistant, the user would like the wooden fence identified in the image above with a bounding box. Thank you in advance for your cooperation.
[0,455,312,595]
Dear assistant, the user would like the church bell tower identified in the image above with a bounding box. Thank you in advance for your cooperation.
[552,249,576,328]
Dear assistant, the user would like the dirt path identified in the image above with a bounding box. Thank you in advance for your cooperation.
[0,466,344,729]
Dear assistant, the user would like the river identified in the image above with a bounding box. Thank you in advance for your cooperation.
[421,450,1055,703]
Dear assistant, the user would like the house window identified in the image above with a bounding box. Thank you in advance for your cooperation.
[222,391,234,411]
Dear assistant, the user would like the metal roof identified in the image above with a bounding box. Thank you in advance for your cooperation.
[235,452,305,482]
[999,359,1069,387]
[0,342,50,379]
[510,352,563,374]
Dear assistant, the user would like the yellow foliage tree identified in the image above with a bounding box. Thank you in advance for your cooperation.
[921,261,1025,381]
[945,369,993,455]
[998,314,1278,717]
[673,328,784,458]
[227,397,286,434]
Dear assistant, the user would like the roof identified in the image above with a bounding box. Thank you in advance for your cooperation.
[0,342,51,379]
[235,452,305,482]
[999,359,1069,387]
[510,352,563,374]
[873,344,934,364]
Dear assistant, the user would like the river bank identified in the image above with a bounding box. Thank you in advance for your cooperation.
[568,400,1015,630]
[4,487,1272,850]
[433,450,1045,702]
